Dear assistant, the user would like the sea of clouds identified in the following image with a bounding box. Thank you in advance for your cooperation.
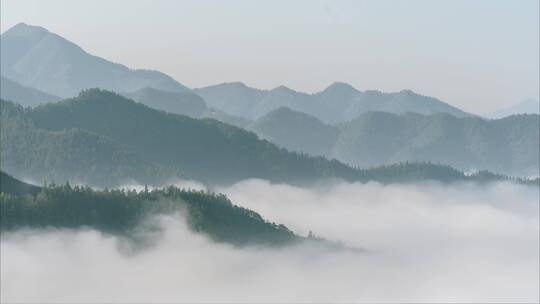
[1,180,538,303]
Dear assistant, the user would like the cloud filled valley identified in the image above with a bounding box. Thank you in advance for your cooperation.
[0,9,538,304]
[2,180,538,303]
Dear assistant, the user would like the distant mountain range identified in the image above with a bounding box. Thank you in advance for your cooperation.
[1,90,525,187]
[0,23,189,97]
[195,81,471,124]
[1,23,473,124]
[1,23,537,181]
[2,74,537,178]
[248,107,539,177]
[486,99,539,119]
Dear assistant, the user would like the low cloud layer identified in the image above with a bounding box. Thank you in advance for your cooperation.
[2,181,539,303]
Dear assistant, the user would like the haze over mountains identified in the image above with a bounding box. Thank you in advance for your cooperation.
[487,99,539,119]
[0,76,61,107]
[1,22,538,181]
[0,9,538,302]
[0,23,188,97]
[195,81,471,124]
[2,90,362,186]
[250,107,539,177]
[3,90,529,188]
[2,23,471,122]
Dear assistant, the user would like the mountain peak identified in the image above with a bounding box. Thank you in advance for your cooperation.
[200,82,250,90]
[270,85,296,94]
[323,82,358,93]
[2,22,49,37]
[1,23,189,96]
[227,81,248,87]
[398,89,417,95]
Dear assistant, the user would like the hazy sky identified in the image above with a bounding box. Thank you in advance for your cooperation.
[1,0,538,113]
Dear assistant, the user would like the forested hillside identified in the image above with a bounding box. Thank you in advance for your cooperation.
[2,90,532,187]
[0,99,174,187]
[0,172,298,246]
[26,89,361,185]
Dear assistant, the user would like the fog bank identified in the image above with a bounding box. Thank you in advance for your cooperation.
[2,181,538,303]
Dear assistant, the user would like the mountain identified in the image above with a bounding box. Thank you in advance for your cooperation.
[0,76,61,107]
[122,86,250,128]
[2,89,522,187]
[195,82,471,123]
[337,88,470,121]
[24,89,362,185]
[0,99,170,187]
[194,82,267,118]
[0,172,300,246]
[123,87,208,117]
[0,22,470,122]
[0,23,189,97]
[487,99,540,119]
[249,107,539,177]
[249,107,338,156]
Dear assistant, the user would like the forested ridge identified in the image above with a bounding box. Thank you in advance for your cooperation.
[1,90,535,188]
[0,171,299,246]
[0,99,178,187]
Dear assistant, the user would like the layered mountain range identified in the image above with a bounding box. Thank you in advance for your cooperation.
[3,90,528,188]
[194,81,471,124]
[1,23,538,180]
[249,107,539,177]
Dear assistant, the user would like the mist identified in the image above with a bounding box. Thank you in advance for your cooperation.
[2,181,538,303]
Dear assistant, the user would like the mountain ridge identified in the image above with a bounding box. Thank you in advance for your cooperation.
[1,23,475,123]
[195,81,471,123]
[249,106,539,177]
[2,89,528,187]
[0,76,61,107]
[1,23,189,97]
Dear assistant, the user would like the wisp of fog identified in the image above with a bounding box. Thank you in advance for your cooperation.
[1,180,538,303]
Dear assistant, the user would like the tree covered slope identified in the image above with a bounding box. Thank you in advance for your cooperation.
[2,90,531,187]
[0,171,298,246]
[26,89,361,185]
[0,99,171,187]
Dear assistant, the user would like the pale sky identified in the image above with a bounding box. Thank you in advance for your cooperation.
[1,0,538,114]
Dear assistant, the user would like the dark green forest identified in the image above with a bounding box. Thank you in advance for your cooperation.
[0,171,298,246]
